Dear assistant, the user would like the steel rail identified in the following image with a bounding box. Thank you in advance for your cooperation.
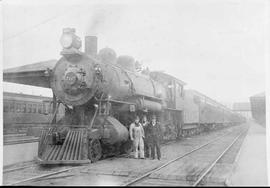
[5,151,127,185]
[192,129,248,186]
[5,126,243,186]
[3,164,37,173]
[122,127,243,186]
[4,138,40,145]
[5,166,82,186]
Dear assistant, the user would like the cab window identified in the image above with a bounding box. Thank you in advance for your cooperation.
[176,83,183,97]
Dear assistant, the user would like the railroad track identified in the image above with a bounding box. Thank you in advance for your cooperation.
[4,153,127,186]
[122,126,248,186]
[191,131,246,186]
[3,128,189,185]
[3,141,177,185]
[3,163,81,186]
[3,125,245,186]
[4,135,39,145]
[4,163,37,173]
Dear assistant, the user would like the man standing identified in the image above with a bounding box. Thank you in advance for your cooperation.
[141,115,150,158]
[148,115,162,160]
[129,115,145,159]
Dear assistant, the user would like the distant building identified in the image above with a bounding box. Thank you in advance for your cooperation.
[250,92,266,127]
[233,102,252,120]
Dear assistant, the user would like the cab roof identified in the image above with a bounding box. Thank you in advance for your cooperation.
[150,71,186,86]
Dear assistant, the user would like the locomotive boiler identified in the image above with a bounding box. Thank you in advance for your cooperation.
[35,28,172,164]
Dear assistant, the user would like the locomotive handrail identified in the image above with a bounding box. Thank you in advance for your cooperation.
[50,102,60,126]
[133,94,163,101]
[88,104,99,130]
[96,98,136,106]
[121,68,135,94]
[164,107,182,112]
[97,93,105,115]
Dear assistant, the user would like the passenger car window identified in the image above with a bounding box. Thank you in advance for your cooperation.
[21,104,26,113]
[38,104,42,113]
[32,104,37,113]
[4,102,9,112]
[27,104,32,113]
[10,103,15,112]
[193,95,201,104]
[16,103,21,113]
[43,104,47,114]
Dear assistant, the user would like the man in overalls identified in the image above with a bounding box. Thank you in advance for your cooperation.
[129,115,145,159]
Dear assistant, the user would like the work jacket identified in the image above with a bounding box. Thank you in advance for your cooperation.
[148,122,162,141]
[142,121,150,140]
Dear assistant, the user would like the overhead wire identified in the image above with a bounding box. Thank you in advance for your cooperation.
[2,5,84,42]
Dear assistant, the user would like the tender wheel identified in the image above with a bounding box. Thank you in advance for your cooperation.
[88,139,102,163]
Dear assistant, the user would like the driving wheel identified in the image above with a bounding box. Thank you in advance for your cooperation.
[88,139,102,163]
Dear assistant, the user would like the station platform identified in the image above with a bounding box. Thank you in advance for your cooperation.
[228,121,268,186]
[3,135,39,167]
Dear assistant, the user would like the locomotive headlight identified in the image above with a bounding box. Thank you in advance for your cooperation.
[60,34,73,49]
[60,28,82,50]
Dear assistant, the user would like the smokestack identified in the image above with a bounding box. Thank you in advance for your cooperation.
[85,36,98,56]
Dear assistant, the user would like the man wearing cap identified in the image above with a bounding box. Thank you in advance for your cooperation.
[148,115,162,160]
[129,115,145,159]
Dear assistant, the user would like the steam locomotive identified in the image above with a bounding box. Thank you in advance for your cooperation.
[3,28,245,164]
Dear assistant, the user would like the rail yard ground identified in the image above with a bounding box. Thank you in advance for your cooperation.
[3,122,259,186]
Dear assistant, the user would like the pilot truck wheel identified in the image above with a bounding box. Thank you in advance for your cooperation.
[88,139,102,163]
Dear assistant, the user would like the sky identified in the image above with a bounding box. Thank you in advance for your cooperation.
[2,0,269,108]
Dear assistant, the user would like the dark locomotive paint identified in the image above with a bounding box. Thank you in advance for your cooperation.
[3,28,246,164]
